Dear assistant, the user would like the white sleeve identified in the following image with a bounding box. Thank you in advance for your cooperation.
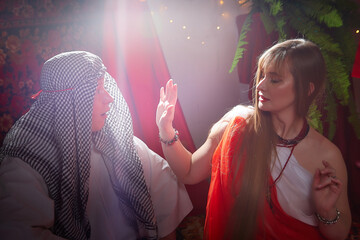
[0,157,66,240]
[134,137,193,238]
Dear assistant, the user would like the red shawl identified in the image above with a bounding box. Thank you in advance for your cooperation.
[204,116,325,240]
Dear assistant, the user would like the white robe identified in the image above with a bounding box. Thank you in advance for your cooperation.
[0,136,193,240]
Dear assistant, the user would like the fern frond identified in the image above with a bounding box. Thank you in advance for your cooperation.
[318,9,343,28]
[308,103,323,133]
[264,0,283,16]
[229,12,253,73]
[299,1,343,28]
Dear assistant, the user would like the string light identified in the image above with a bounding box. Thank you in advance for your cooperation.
[356,29,359,34]
[151,2,233,46]
[221,12,230,19]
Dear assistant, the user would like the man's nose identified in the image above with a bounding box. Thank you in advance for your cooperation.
[104,90,114,104]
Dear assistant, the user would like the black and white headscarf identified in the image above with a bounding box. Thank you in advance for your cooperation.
[0,51,157,239]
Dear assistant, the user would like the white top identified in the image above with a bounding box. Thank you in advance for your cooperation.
[0,136,193,240]
[271,146,317,226]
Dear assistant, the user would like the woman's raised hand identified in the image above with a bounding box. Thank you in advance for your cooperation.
[312,160,342,219]
[156,79,178,139]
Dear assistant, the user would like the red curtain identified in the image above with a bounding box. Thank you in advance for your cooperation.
[101,0,209,215]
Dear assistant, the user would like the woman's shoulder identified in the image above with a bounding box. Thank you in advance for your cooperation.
[306,127,343,163]
[296,127,344,173]
[224,105,254,121]
[209,105,253,142]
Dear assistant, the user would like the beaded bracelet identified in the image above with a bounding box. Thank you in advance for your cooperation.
[315,209,340,225]
[159,129,179,146]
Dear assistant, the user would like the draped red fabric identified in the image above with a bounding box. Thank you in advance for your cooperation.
[100,0,209,214]
[205,116,325,240]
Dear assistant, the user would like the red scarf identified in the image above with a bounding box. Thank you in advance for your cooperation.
[204,116,325,240]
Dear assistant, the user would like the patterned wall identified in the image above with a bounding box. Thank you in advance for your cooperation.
[0,0,104,144]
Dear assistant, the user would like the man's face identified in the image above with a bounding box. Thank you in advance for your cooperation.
[91,78,113,132]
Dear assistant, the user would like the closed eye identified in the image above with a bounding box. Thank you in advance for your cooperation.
[270,78,281,84]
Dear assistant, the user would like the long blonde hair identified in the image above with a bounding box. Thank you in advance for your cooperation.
[229,39,326,239]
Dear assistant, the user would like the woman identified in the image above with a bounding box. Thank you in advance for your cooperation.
[0,51,192,240]
[156,39,351,239]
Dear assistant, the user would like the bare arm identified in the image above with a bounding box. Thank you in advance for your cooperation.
[156,80,219,184]
[156,79,252,184]
[158,119,226,185]
[312,146,351,240]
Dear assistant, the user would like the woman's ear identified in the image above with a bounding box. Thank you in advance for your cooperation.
[308,82,315,96]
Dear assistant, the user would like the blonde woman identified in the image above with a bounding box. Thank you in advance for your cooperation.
[157,39,351,239]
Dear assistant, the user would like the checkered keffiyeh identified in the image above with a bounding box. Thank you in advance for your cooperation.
[0,51,157,239]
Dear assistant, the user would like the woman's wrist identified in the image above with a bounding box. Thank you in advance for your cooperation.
[159,128,179,146]
[316,208,340,225]
[159,126,174,138]
[158,124,175,136]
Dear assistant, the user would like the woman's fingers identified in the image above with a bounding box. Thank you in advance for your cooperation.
[166,105,175,120]
[165,79,172,99]
[320,160,337,178]
[322,160,329,167]
[330,177,342,188]
[320,168,336,178]
[157,79,177,129]
[165,79,177,105]
[315,170,342,190]
[160,79,177,104]
[160,87,165,101]
[170,83,178,105]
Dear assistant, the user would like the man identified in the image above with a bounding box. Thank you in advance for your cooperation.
[0,51,192,239]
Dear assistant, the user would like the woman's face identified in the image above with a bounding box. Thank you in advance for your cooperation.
[256,61,296,115]
[91,77,114,132]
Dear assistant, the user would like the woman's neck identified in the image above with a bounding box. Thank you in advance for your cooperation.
[271,113,305,140]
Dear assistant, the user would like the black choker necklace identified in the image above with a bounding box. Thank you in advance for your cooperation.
[267,119,310,210]
[277,119,310,147]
